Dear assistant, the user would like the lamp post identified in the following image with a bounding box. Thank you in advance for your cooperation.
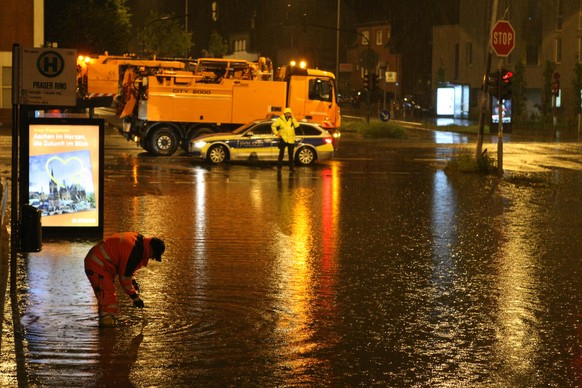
[336,0,340,87]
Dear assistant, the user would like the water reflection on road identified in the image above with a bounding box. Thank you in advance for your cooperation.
[3,128,582,386]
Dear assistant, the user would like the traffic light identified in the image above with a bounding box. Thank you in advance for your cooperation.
[363,73,370,90]
[500,69,513,100]
[487,70,500,99]
[552,80,560,96]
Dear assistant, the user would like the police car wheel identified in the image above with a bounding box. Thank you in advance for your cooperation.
[296,147,315,166]
[207,144,228,164]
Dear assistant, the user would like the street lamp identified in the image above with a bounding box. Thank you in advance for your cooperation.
[336,0,340,86]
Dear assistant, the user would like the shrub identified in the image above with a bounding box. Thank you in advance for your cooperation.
[445,149,497,174]
[341,119,407,139]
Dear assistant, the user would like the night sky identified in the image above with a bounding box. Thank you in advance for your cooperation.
[46,0,461,98]
[127,0,460,97]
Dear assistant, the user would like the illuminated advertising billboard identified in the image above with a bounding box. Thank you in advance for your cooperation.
[491,97,512,124]
[25,118,104,235]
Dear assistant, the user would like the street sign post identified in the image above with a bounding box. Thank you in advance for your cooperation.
[490,20,516,175]
[491,20,515,57]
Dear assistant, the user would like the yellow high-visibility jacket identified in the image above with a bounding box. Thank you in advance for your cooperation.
[271,115,299,144]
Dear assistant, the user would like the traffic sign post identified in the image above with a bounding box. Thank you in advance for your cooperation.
[490,20,515,175]
[11,45,78,258]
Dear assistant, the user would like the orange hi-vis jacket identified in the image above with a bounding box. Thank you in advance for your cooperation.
[86,232,154,298]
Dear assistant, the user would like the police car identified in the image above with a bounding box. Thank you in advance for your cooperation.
[188,119,335,166]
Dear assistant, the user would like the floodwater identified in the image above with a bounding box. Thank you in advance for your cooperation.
[3,126,582,386]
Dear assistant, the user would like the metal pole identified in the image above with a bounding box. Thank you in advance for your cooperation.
[383,77,387,111]
[336,0,340,85]
[476,0,499,159]
[11,44,21,258]
[185,0,188,33]
[497,58,503,175]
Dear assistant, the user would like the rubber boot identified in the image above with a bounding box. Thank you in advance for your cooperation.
[99,314,116,328]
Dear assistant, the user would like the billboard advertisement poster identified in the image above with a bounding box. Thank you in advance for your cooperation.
[491,97,512,124]
[25,118,104,235]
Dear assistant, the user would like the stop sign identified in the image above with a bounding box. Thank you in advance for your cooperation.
[491,20,515,57]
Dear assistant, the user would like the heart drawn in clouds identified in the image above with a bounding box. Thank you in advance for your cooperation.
[45,156,85,188]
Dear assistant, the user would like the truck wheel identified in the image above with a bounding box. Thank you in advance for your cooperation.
[295,147,316,166]
[182,127,214,152]
[148,126,179,156]
[207,144,228,164]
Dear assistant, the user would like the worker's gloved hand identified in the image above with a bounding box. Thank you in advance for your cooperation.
[130,293,144,308]
[132,279,140,292]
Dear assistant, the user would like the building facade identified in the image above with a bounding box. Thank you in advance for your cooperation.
[433,0,582,124]
[342,22,402,110]
[0,0,43,126]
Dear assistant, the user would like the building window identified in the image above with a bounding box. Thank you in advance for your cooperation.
[362,31,369,45]
[376,30,382,45]
[556,38,562,63]
[526,43,539,65]
[234,39,246,52]
[1,67,11,109]
[212,1,218,22]
[556,0,563,30]
[454,43,459,80]
[466,42,473,66]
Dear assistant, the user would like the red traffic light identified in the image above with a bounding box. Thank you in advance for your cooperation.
[502,70,513,82]
[363,73,370,90]
[487,70,500,99]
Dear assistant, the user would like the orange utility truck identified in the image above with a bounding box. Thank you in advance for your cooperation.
[76,54,190,108]
[116,58,341,156]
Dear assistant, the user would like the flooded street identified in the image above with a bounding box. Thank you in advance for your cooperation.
[3,125,582,386]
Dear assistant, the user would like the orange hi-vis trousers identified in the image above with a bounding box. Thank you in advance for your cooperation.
[84,242,119,316]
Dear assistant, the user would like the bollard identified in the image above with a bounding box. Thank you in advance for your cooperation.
[20,204,42,252]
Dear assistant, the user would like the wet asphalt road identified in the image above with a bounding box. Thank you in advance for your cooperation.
[2,123,582,386]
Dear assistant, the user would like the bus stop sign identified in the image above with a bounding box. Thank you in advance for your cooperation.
[20,47,77,106]
[491,20,515,57]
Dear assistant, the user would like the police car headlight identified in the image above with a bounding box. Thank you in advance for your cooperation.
[194,141,207,149]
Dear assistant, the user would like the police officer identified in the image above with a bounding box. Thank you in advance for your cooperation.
[272,107,300,171]
[84,232,165,327]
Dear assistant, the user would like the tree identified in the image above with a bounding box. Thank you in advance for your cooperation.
[542,60,557,124]
[359,47,378,71]
[511,61,527,122]
[141,12,193,58]
[45,0,132,54]
[206,31,229,58]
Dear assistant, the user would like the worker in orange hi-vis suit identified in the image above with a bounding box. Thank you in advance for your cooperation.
[84,232,165,327]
